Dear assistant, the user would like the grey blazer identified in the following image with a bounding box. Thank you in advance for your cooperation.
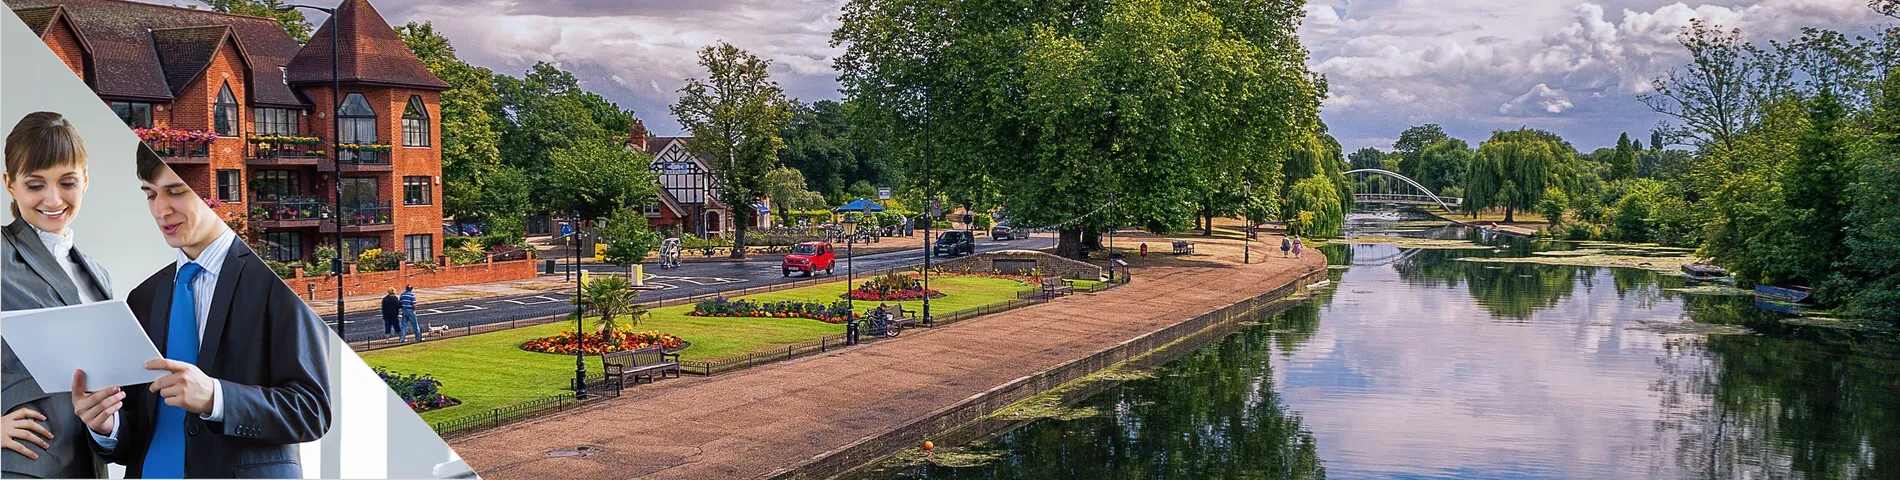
[2,218,112,479]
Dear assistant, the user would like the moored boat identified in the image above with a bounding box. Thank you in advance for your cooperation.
[1754,284,1814,303]
[1681,263,1728,278]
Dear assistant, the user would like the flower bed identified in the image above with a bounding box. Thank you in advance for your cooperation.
[376,367,461,412]
[520,330,683,355]
[846,271,944,301]
[689,298,858,323]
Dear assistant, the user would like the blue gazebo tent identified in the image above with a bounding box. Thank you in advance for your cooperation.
[834,198,886,213]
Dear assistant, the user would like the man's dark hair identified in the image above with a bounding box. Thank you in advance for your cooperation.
[136,143,166,182]
[405,285,413,291]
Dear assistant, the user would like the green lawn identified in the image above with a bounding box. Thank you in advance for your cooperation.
[363,275,1034,424]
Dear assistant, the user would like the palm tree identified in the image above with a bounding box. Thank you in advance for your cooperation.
[577,275,646,336]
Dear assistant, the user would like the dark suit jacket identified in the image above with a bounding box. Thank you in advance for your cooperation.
[1,219,111,479]
[96,240,332,478]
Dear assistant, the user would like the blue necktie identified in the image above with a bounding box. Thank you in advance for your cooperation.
[143,262,203,479]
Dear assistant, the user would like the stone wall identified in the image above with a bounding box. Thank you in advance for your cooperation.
[932,250,1104,280]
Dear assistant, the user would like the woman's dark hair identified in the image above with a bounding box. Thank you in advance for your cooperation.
[5,111,88,218]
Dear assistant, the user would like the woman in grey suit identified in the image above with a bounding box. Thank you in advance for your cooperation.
[1,111,111,478]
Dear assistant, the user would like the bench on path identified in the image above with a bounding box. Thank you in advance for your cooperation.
[1172,241,1195,254]
[602,346,681,389]
[1042,277,1075,299]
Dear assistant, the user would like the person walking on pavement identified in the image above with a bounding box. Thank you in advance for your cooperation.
[381,288,400,337]
[400,285,421,342]
[1293,237,1304,259]
[1280,237,1291,258]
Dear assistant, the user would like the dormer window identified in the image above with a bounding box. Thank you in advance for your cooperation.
[402,95,430,147]
[214,82,239,136]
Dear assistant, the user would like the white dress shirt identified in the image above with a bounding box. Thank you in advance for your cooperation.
[28,225,102,304]
[93,230,237,450]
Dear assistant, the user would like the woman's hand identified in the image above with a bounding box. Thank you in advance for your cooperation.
[3,408,52,460]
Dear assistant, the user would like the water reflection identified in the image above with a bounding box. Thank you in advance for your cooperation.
[887,220,1900,479]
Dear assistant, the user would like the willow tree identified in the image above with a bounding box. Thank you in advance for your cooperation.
[835,0,1325,257]
[1466,129,1561,222]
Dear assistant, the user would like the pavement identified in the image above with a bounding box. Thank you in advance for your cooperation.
[319,233,1057,342]
[447,229,1327,479]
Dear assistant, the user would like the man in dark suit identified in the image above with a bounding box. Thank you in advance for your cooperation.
[71,154,330,478]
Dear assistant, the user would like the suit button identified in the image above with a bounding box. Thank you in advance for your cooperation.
[187,424,200,435]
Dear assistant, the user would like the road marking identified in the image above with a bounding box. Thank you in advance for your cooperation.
[419,305,485,316]
[500,295,566,306]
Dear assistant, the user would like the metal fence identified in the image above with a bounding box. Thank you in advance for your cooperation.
[431,375,622,437]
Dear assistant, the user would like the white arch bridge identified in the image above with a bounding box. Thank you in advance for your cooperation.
[1343,168,1461,212]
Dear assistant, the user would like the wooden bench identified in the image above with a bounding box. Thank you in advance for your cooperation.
[1171,241,1195,254]
[602,346,681,389]
[1041,277,1075,299]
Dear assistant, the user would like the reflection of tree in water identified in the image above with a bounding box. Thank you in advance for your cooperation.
[908,308,1327,479]
[1389,248,1580,320]
[1651,298,1900,479]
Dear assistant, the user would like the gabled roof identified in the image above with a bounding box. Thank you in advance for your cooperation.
[286,0,448,90]
[8,0,309,106]
[150,25,240,97]
[13,5,58,35]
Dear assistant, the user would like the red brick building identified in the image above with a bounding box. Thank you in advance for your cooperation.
[11,0,449,266]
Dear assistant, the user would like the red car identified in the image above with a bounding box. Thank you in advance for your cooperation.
[782,242,836,277]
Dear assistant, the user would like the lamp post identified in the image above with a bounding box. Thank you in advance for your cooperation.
[279,3,343,341]
[571,212,587,399]
[1243,181,1254,265]
[842,214,858,310]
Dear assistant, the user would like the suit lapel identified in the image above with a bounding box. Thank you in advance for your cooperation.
[4,220,82,305]
[146,264,177,358]
[71,246,112,300]
[198,242,249,369]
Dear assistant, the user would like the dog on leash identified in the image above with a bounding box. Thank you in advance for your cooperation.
[427,324,451,336]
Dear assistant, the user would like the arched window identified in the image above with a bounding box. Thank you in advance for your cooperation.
[338,93,376,143]
[401,95,430,147]
[214,82,239,136]
[338,93,378,163]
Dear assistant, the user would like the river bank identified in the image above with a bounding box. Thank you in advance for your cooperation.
[446,231,1327,479]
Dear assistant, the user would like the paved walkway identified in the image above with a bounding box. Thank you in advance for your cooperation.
[449,232,1327,479]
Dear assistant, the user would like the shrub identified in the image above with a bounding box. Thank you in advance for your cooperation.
[691,297,855,322]
[443,235,472,250]
[356,248,404,272]
[446,246,485,266]
[519,330,682,355]
[375,367,458,412]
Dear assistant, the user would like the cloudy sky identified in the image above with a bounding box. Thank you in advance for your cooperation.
[160,0,1890,151]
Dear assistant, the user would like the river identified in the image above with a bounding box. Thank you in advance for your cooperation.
[871,212,1900,479]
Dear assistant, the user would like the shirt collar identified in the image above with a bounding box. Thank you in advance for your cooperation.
[177,229,238,280]
[27,223,74,259]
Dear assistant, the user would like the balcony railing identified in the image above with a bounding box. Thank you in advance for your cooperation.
[339,202,393,227]
[147,139,210,160]
[337,144,392,166]
[251,195,328,224]
[248,136,325,162]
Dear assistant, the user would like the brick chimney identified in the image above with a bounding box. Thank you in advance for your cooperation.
[627,119,649,152]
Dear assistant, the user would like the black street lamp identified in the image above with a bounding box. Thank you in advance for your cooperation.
[571,212,587,398]
[842,213,858,310]
[277,3,343,342]
[1243,181,1252,265]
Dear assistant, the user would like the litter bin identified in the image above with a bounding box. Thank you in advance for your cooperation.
[544,259,556,274]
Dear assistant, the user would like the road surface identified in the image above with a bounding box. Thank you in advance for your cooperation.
[327,233,1055,342]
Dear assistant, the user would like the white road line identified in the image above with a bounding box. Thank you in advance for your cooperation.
[418,305,484,316]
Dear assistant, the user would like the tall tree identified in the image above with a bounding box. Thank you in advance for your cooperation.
[1466,129,1559,222]
[494,62,638,213]
[1393,124,1450,180]
[1609,132,1638,181]
[548,138,658,222]
[199,0,311,44]
[672,42,795,259]
[398,22,515,232]
[835,0,1325,257]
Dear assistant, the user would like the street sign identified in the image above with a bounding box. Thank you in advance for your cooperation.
[560,222,573,237]
[877,187,892,200]
[930,199,941,218]
[660,161,694,175]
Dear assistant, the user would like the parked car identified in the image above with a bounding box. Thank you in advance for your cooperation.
[782,242,836,277]
[991,225,1016,240]
[934,230,976,257]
